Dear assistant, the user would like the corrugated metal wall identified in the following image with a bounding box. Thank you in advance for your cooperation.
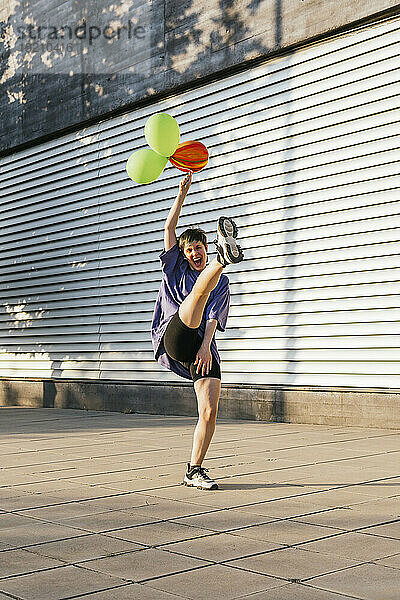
[1,16,400,388]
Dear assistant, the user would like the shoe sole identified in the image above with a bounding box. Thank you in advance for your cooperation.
[218,216,238,239]
[182,479,219,490]
[217,217,243,264]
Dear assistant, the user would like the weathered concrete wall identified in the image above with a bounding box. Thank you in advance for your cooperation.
[1,0,400,154]
[1,379,399,429]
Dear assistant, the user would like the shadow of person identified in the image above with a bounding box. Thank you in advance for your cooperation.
[217,482,308,490]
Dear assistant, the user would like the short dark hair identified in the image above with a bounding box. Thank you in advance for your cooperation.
[178,227,208,252]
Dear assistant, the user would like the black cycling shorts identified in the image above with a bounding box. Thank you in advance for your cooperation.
[163,312,221,382]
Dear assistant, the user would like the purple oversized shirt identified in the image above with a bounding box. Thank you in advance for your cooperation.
[151,243,230,380]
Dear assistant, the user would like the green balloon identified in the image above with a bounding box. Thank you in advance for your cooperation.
[145,113,180,157]
[126,148,168,184]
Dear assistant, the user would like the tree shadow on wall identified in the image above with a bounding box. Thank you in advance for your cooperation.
[0,0,278,153]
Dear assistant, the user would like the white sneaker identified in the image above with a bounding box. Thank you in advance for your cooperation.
[183,463,219,490]
[214,216,244,266]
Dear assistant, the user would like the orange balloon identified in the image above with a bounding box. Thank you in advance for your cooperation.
[169,141,208,173]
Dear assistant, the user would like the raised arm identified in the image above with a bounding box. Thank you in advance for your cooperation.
[164,172,192,251]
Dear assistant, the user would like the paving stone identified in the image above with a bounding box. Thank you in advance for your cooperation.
[8,480,89,495]
[300,530,400,561]
[0,542,12,550]
[182,483,323,509]
[0,548,64,578]
[108,520,216,546]
[106,481,207,497]
[76,582,186,599]
[73,473,154,488]
[285,470,383,488]
[234,498,356,519]
[308,563,400,599]
[27,533,144,563]
[60,509,156,533]
[174,509,272,532]
[229,520,336,545]
[0,493,63,511]
[17,502,118,522]
[123,495,216,519]
[348,479,400,498]
[77,493,180,512]
[0,565,126,600]
[237,582,362,599]
[304,488,384,505]
[22,482,122,497]
[0,488,32,500]
[47,487,141,502]
[225,547,361,580]
[361,520,400,539]
[293,505,399,531]
[83,547,208,581]
[0,512,43,528]
[142,563,283,599]
[0,521,88,549]
[374,552,400,569]
[166,531,282,562]
[328,495,399,515]
[0,473,39,487]
[220,469,321,486]
[81,465,185,486]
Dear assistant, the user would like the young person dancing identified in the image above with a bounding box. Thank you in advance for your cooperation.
[151,172,244,490]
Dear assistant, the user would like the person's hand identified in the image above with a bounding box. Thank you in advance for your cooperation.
[194,345,212,376]
[178,172,192,197]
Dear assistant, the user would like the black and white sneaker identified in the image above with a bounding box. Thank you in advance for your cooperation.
[183,463,219,490]
[214,216,244,267]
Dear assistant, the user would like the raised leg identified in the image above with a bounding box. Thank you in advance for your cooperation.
[190,377,221,466]
[179,258,223,329]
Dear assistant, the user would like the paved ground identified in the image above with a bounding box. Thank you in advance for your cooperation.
[0,408,399,600]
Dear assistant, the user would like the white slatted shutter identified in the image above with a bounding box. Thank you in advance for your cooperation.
[1,16,399,388]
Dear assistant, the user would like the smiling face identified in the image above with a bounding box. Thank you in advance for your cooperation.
[183,240,208,272]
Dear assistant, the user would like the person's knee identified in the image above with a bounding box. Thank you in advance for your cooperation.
[199,403,218,423]
[195,378,220,423]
